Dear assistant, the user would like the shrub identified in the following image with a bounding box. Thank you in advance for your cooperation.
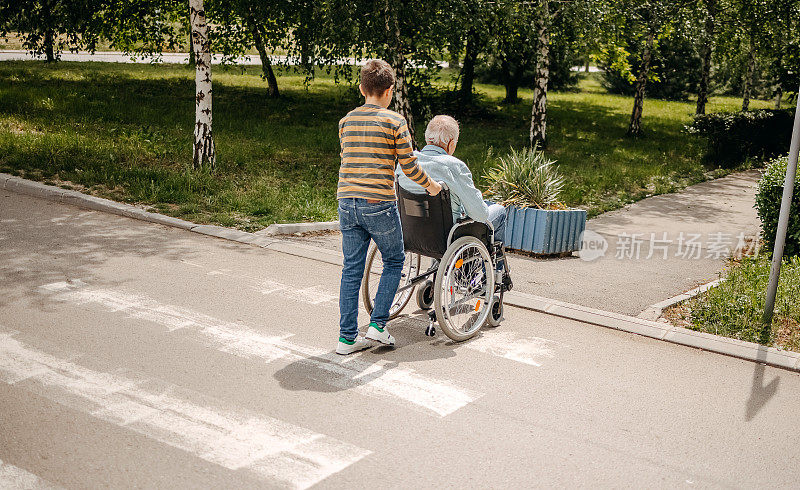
[483,145,565,209]
[686,109,795,167]
[755,155,800,257]
[687,253,800,350]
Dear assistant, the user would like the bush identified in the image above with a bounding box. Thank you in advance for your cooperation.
[686,109,795,167]
[483,145,565,208]
[755,155,800,257]
[687,253,800,350]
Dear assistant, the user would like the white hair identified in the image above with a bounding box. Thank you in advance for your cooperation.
[425,115,459,148]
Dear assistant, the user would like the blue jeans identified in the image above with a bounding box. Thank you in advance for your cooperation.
[338,198,406,341]
[485,200,506,243]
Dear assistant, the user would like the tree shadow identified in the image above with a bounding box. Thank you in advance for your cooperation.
[0,190,251,312]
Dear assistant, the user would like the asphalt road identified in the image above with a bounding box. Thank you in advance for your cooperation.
[1,190,798,489]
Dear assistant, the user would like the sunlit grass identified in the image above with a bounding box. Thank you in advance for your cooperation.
[0,61,774,229]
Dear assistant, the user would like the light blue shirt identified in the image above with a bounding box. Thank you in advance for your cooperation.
[396,145,489,224]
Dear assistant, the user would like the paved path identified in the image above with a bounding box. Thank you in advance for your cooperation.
[0,49,300,66]
[286,171,763,316]
[0,50,600,72]
[2,188,799,488]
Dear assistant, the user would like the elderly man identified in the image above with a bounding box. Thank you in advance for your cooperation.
[396,115,507,243]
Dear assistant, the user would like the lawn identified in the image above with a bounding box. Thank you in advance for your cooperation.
[665,254,800,353]
[0,60,775,230]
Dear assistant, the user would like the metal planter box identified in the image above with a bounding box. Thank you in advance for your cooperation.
[504,206,587,254]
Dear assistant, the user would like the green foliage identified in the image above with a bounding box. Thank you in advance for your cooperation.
[755,155,800,257]
[0,62,774,227]
[483,145,565,209]
[687,109,795,167]
[0,0,106,60]
[601,34,701,101]
[686,254,800,351]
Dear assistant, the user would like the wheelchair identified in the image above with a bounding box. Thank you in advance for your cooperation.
[361,182,513,342]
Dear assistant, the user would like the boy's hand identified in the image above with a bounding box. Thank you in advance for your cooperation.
[426,180,442,196]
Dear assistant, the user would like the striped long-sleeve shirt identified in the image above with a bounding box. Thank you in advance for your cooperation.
[337,104,431,201]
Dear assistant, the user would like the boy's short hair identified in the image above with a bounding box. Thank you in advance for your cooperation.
[425,115,460,148]
[360,60,395,96]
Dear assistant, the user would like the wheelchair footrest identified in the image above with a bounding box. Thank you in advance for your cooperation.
[425,310,437,337]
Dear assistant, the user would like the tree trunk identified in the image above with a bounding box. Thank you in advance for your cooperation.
[695,0,716,115]
[774,85,782,109]
[190,0,215,168]
[501,60,522,104]
[449,35,461,69]
[300,41,313,72]
[247,16,279,97]
[530,0,551,146]
[696,44,712,115]
[384,0,416,146]
[627,31,655,136]
[742,40,755,111]
[44,29,55,63]
[458,29,479,105]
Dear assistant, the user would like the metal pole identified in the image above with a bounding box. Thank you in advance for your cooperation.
[762,89,800,325]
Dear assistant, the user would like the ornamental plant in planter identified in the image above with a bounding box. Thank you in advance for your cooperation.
[483,146,586,254]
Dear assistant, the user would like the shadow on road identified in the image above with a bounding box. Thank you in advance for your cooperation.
[273,313,469,395]
[744,346,780,422]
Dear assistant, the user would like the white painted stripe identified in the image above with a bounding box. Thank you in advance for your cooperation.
[460,331,558,367]
[0,459,62,490]
[204,268,338,308]
[40,281,481,417]
[186,264,561,369]
[0,331,369,489]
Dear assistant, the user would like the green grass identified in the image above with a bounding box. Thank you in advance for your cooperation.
[0,60,775,230]
[675,254,800,352]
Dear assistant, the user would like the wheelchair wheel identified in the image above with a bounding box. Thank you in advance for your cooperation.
[487,295,503,327]
[434,236,495,341]
[362,243,420,320]
[416,280,434,310]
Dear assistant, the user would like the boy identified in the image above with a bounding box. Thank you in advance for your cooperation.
[336,59,442,355]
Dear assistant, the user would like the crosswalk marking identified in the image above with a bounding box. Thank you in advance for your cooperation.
[40,281,483,417]
[0,459,62,490]
[462,330,558,367]
[0,330,370,489]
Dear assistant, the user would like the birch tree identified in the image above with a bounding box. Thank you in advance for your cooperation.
[597,0,687,136]
[530,0,551,146]
[210,0,286,98]
[695,0,717,115]
[190,0,215,168]
[528,0,593,145]
[627,30,655,135]
[383,0,416,144]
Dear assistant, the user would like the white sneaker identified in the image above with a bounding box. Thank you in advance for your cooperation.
[365,323,395,346]
[336,336,372,355]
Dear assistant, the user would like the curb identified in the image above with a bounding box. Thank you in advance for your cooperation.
[258,221,339,236]
[4,173,799,373]
[503,290,800,372]
[637,279,723,321]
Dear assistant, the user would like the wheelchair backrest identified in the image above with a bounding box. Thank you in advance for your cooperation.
[396,182,454,259]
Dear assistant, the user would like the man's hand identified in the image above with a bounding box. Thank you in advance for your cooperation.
[426,180,442,196]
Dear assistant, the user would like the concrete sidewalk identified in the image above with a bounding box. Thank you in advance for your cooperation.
[285,170,763,317]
